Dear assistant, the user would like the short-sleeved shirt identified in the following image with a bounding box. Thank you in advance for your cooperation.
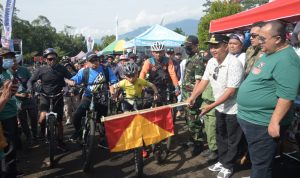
[237,46,300,126]
[0,70,17,120]
[202,53,244,114]
[71,66,117,97]
[118,78,150,98]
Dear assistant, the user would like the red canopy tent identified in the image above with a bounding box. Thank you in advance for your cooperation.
[209,0,300,33]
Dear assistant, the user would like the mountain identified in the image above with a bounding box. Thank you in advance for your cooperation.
[119,18,199,40]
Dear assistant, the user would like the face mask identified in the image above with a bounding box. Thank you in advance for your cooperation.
[2,58,14,69]
[185,46,194,56]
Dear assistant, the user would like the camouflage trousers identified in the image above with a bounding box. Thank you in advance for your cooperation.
[184,96,204,145]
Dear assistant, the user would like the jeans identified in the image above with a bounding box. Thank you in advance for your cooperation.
[215,110,243,169]
[238,118,278,178]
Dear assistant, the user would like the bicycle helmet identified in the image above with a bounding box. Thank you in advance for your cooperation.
[123,61,138,77]
[86,52,98,62]
[43,48,58,58]
[151,42,165,52]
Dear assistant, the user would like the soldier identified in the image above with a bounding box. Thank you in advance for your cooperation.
[181,35,206,156]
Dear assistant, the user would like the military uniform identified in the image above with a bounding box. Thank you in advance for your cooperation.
[244,46,262,77]
[182,53,205,145]
[201,83,217,152]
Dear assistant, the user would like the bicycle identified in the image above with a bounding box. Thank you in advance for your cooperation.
[74,84,108,172]
[39,91,64,168]
[117,96,154,177]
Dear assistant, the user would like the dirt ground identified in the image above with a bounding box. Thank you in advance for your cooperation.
[17,116,300,178]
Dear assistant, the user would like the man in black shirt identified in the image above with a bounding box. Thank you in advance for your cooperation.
[27,48,72,150]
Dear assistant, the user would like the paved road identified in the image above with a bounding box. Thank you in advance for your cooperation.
[17,116,299,178]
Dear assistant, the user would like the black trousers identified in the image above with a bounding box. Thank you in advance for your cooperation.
[215,110,243,169]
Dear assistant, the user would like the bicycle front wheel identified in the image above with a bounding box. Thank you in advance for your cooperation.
[134,147,143,177]
[48,115,57,168]
[82,117,96,172]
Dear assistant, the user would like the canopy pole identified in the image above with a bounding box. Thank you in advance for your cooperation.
[101,102,188,122]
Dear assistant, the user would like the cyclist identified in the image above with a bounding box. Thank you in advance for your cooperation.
[66,52,118,142]
[139,42,180,104]
[27,48,73,151]
[113,61,158,158]
[113,61,159,111]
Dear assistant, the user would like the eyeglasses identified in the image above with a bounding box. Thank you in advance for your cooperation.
[46,57,56,61]
[258,35,279,43]
[213,66,220,80]
[250,33,259,39]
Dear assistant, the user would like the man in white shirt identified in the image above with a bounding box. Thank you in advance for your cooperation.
[186,34,244,178]
[228,33,246,67]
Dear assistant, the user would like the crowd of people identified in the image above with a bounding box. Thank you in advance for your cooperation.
[0,20,300,178]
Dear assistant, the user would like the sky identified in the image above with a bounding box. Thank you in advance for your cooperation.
[15,0,206,38]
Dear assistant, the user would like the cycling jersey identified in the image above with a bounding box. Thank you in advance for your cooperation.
[71,65,117,97]
[118,78,150,98]
[139,56,178,88]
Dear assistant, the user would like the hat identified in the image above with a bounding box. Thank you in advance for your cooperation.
[182,35,199,46]
[229,33,245,44]
[206,34,229,44]
[0,48,15,56]
[86,52,98,62]
[120,54,129,60]
[128,53,137,59]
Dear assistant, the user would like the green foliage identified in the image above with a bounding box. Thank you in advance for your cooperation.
[198,0,241,50]
[241,0,269,10]
[0,5,86,64]
[173,27,186,36]
[99,35,116,50]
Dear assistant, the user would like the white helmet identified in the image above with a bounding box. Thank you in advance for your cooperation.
[151,41,165,52]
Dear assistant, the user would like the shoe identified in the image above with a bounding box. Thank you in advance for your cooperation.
[142,149,149,158]
[16,170,25,177]
[69,132,80,143]
[217,167,233,178]
[200,149,212,157]
[191,144,203,156]
[65,119,71,125]
[208,162,224,172]
[206,151,218,161]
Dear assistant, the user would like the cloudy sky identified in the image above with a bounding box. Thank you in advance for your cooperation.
[15,0,205,38]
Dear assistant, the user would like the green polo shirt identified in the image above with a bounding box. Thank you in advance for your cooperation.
[237,46,300,126]
[0,70,17,120]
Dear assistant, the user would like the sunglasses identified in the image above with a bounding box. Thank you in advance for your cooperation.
[250,33,259,39]
[46,57,56,61]
[213,66,220,80]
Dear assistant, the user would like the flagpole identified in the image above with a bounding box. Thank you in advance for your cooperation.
[101,102,188,122]
[115,16,119,41]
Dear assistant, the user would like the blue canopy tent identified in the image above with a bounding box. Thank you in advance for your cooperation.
[125,24,186,48]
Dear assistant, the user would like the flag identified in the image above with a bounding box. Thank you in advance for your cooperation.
[1,0,16,49]
[104,106,174,152]
[86,36,94,52]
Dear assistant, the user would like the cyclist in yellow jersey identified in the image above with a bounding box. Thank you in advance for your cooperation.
[113,61,158,110]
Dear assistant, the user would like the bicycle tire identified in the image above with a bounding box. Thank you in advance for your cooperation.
[82,117,96,172]
[134,147,143,177]
[48,115,56,168]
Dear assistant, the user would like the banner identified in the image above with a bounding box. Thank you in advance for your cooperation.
[1,0,16,49]
[104,106,174,152]
[86,36,94,52]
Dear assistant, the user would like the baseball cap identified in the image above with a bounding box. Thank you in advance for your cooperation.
[0,47,15,56]
[182,35,199,46]
[86,52,98,62]
[229,33,245,44]
[206,34,230,44]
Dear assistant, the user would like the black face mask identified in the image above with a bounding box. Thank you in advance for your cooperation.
[185,46,194,56]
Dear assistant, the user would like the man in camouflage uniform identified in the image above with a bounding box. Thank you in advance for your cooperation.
[181,35,205,156]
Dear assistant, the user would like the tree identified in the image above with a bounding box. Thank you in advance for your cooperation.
[241,0,269,10]
[31,15,51,27]
[203,0,213,13]
[99,35,116,50]
[198,0,241,50]
[173,27,186,36]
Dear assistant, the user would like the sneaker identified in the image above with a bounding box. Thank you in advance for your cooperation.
[217,167,233,178]
[16,170,25,177]
[65,119,71,125]
[200,149,212,157]
[191,144,203,156]
[69,132,80,143]
[142,149,149,158]
[208,162,224,172]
